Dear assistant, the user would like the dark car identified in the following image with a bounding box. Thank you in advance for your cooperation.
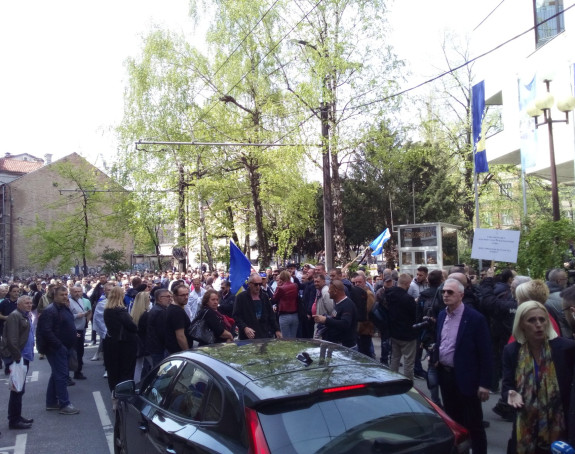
[114,339,470,454]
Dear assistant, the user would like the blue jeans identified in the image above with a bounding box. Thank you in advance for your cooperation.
[46,345,70,408]
[279,313,299,338]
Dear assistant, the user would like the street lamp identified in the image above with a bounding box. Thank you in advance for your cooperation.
[527,78,575,221]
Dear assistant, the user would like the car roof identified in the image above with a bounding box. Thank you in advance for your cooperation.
[185,339,411,402]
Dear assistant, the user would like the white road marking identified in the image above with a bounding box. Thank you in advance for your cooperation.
[93,391,114,454]
[0,434,27,454]
[29,371,38,382]
[14,434,27,454]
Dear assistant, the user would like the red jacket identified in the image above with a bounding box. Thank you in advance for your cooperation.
[274,282,299,314]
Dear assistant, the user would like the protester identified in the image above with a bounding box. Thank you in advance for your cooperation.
[0,295,35,429]
[130,291,151,382]
[37,286,79,415]
[273,270,300,338]
[503,301,575,453]
[103,287,138,393]
[193,289,234,346]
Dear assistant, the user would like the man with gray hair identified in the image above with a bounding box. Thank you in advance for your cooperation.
[434,278,492,454]
[0,295,35,429]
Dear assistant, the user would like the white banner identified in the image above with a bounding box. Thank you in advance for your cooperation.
[471,228,521,263]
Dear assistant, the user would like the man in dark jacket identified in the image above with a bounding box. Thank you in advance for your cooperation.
[218,280,235,318]
[233,273,281,340]
[313,280,357,348]
[36,286,79,415]
[386,274,417,381]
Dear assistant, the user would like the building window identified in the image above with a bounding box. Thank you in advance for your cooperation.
[534,0,565,48]
[501,211,514,226]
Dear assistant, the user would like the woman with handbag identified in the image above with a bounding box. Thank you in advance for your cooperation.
[191,290,234,346]
[103,287,138,393]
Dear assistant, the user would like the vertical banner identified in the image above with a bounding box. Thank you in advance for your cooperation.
[472,81,489,173]
[518,74,538,170]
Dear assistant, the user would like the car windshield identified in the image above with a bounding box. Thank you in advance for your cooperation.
[257,389,454,454]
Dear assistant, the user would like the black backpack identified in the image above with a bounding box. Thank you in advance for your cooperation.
[349,285,368,322]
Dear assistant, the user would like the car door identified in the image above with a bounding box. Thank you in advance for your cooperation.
[123,359,185,453]
[147,361,244,454]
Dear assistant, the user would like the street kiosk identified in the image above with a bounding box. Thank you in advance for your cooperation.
[397,222,460,276]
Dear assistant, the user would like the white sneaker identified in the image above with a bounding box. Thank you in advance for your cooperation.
[103,371,108,378]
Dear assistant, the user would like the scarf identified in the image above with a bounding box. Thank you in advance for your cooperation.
[515,340,565,453]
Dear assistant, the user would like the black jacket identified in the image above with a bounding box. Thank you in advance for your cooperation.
[480,278,516,340]
[37,302,77,353]
[233,291,279,340]
[385,286,417,341]
[323,297,358,348]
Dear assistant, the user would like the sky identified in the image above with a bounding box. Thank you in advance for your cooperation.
[0,0,496,169]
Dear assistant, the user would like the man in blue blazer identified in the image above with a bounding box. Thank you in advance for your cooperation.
[434,278,492,454]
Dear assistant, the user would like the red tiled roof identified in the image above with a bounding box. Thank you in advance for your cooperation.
[0,158,44,174]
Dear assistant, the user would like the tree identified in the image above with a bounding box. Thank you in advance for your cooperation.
[25,156,125,274]
[276,0,403,264]
[100,247,129,274]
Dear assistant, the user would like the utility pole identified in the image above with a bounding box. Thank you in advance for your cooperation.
[321,102,333,269]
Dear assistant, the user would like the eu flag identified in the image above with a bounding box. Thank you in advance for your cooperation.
[229,240,252,294]
[370,228,391,256]
[472,81,489,173]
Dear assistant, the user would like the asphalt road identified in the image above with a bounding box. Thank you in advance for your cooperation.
[0,335,513,454]
[0,342,114,454]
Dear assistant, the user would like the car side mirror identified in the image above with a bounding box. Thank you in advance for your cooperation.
[114,380,136,399]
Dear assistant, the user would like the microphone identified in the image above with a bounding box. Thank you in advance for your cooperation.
[552,441,575,454]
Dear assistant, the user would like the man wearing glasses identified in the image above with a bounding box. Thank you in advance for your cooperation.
[433,278,492,454]
[233,274,281,340]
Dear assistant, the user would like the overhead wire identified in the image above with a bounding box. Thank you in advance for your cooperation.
[188,0,325,133]
[343,3,575,113]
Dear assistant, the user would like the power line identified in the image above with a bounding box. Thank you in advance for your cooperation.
[346,2,575,112]
[135,140,320,147]
[189,0,325,133]
[473,0,506,32]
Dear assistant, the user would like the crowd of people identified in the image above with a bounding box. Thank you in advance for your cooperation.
[1,263,575,452]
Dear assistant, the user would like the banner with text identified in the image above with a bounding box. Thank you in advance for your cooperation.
[471,228,521,263]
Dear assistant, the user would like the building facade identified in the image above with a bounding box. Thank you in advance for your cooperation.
[473,1,575,190]
[0,152,133,277]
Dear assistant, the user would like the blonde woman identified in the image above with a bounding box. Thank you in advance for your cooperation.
[130,292,151,382]
[103,287,138,392]
[502,301,575,453]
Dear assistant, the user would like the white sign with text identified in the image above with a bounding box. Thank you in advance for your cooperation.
[471,228,521,263]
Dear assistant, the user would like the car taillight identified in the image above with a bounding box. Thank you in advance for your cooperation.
[245,407,271,454]
[322,384,367,394]
[415,389,470,452]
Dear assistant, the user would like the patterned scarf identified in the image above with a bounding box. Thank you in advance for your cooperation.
[515,340,564,453]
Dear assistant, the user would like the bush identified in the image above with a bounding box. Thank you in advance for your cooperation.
[517,219,575,279]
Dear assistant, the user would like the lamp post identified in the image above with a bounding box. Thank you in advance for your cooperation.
[527,79,575,221]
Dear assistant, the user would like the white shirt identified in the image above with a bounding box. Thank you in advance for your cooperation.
[186,287,206,320]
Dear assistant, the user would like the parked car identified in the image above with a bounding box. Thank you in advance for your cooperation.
[114,338,470,453]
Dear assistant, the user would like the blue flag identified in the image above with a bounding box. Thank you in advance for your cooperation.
[229,240,252,294]
[370,228,391,256]
[472,81,489,173]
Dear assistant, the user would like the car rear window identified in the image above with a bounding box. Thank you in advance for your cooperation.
[257,389,454,454]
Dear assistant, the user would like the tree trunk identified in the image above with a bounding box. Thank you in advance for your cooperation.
[244,157,270,267]
[177,164,187,271]
[199,199,214,271]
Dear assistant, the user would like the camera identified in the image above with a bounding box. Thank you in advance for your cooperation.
[412,316,433,330]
